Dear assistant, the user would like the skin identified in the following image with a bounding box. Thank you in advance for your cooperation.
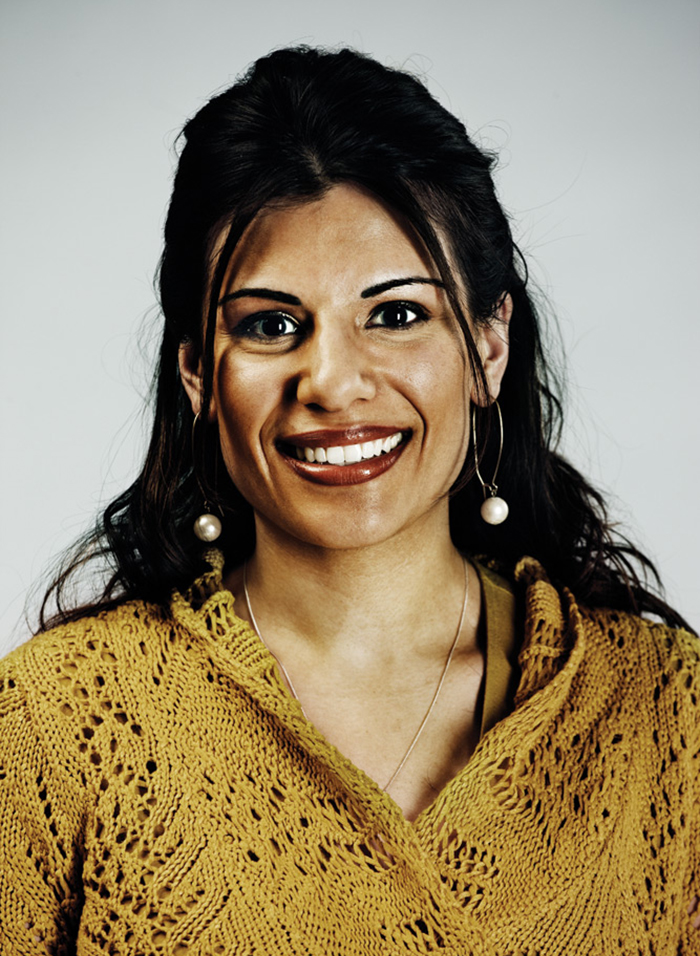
[180,182,509,821]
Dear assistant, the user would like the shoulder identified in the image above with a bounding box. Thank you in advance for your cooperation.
[0,599,175,731]
[2,598,171,675]
[580,603,699,674]
[0,596,213,806]
[581,606,699,721]
[582,607,700,744]
[0,565,252,754]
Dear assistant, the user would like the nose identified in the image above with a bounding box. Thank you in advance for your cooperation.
[294,322,376,411]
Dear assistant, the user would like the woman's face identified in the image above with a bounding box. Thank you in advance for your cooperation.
[181,183,509,552]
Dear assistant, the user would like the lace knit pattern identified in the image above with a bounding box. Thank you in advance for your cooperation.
[0,555,698,955]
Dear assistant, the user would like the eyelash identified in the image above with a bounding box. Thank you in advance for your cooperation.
[232,311,300,340]
[367,301,430,329]
[231,300,430,341]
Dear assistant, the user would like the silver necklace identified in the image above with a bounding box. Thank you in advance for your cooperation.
[242,559,469,793]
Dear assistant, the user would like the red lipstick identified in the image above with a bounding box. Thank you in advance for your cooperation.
[276,427,411,486]
[280,425,402,448]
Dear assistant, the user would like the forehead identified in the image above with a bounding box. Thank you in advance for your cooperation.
[221,183,438,294]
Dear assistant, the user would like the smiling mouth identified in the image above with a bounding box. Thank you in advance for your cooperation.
[277,429,411,486]
[289,430,404,465]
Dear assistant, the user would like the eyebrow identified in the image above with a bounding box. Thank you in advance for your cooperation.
[360,277,445,298]
[218,288,302,306]
[218,276,445,307]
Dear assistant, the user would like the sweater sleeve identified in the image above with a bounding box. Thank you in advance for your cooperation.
[673,628,700,954]
[0,654,85,954]
[682,715,700,952]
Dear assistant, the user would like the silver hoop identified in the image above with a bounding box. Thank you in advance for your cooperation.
[472,400,509,525]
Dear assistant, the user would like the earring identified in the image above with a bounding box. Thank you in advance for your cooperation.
[194,511,222,542]
[192,413,222,542]
[472,400,509,525]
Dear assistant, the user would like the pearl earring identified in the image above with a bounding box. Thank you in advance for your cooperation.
[194,512,222,542]
[472,400,509,525]
[192,412,222,542]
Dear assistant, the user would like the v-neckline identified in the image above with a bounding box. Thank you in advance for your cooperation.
[173,552,519,829]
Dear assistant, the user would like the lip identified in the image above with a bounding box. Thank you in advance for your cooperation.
[279,425,405,449]
[276,427,411,486]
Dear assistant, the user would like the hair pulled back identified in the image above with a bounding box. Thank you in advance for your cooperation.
[40,46,687,630]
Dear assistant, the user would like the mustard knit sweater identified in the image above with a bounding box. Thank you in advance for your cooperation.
[1,554,698,955]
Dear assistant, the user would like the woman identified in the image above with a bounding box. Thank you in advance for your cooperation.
[0,47,697,954]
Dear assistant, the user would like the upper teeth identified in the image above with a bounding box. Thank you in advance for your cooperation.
[295,431,404,465]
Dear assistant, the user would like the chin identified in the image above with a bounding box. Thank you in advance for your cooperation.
[255,494,442,555]
[292,518,399,553]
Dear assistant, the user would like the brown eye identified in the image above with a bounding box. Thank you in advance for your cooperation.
[368,301,429,329]
[234,311,299,339]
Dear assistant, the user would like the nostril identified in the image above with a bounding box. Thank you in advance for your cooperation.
[295,369,375,411]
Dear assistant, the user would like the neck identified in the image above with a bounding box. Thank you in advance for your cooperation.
[225,507,479,664]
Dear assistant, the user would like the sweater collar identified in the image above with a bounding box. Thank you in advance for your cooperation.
[169,550,314,728]
[511,556,584,706]
[170,550,583,712]
[168,550,590,833]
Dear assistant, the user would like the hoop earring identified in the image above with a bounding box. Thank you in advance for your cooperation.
[192,413,222,542]
[472,400,509,525]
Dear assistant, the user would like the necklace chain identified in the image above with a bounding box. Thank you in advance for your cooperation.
[242,559,469,793]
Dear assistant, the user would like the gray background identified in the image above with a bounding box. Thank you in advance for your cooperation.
[2,0,698,653]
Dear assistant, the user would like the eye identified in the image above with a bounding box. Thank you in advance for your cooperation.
[233,311,300,340]
[367,301,429,330]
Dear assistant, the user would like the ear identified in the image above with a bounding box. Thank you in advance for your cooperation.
[178,341,216,420]
[470,293,512,406]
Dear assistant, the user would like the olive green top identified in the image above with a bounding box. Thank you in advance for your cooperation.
[476,562,520,737]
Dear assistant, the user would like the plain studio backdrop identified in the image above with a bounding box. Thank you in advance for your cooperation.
[1,0,698,652]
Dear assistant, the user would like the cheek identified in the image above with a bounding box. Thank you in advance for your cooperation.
[385,354,469,497]
[212,352,273,473]
[400,346,470,434]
